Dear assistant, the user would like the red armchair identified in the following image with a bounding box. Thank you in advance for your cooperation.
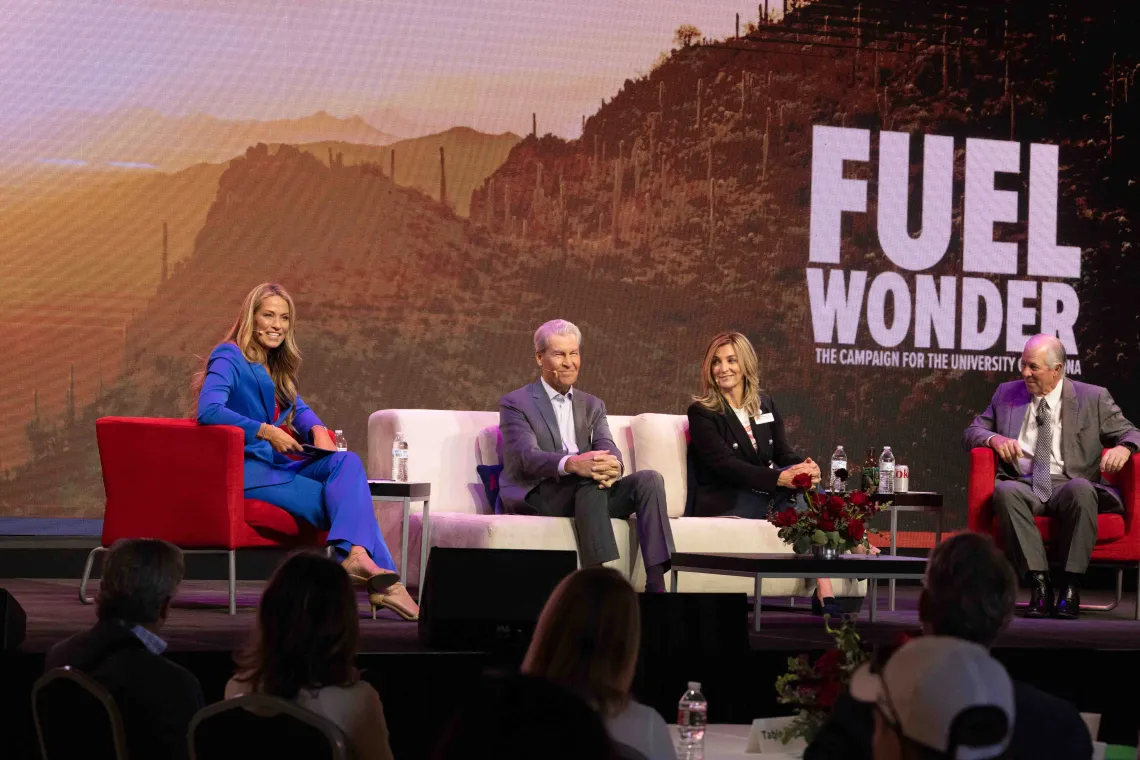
[86,417,326,614]
[968,447,1140,619]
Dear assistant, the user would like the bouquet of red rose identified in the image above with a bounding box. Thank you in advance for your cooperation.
[774,616,870,744]
[770,471,884,554]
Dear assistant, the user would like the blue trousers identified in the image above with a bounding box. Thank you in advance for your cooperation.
[724,487,807,520]
[245,451,396,571]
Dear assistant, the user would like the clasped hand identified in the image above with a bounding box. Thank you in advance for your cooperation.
[991,435,1132,474]
[776,457,821,489]
[566,450,622,488]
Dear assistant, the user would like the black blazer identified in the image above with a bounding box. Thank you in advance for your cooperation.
[45,619,204,760]
[686,396,802,517]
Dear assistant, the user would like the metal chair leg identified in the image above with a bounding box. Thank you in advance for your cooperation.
[1078,569,1123,612]
[228,550,237,616]
[79,547,107,604]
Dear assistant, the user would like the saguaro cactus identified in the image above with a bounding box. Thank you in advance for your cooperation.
[439,146,447,207]
[696,79,703,135]
[161,221,168,283]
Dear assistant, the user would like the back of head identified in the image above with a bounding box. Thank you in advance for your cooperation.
[521,567,640,716]
[920,533,1016,647]
[96,538,184,625]
[433,674,616,760]
[236,550,359,699]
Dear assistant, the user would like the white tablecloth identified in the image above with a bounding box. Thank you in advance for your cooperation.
[669,724,802,760]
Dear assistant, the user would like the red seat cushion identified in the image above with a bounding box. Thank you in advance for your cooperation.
[242,499,327,545]
[1032,513,1126,544]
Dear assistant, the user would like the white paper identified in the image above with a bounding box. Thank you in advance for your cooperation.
[756,413,776,425]
[746,717,806,754]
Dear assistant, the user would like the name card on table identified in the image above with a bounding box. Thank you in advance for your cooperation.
[746,717,807,755]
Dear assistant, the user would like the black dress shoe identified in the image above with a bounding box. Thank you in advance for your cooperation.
[812,594,844,618]
[1026,572,1053,618]
[1054,579,1081,620]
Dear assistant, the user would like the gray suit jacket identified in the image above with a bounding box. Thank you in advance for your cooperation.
[962,378,1140,510]
[498,380,621,512]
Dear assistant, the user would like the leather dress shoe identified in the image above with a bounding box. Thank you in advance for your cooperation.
[1026,572,1053,618]
[1053,578,1081,620]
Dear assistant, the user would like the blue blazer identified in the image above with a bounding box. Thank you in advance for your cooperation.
[195,342,324,490]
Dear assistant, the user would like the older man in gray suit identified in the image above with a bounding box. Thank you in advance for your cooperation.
[964,333,1140,619]
[498,319,675,592]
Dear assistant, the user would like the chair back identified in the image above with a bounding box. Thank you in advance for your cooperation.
[33,667,128,760]
[189,694,348,760]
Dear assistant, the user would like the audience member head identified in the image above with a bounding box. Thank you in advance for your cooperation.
[522,567,640,717]
[235,550,359,699]
[852,636,1014,760]
[694,331,762,416]
[96,538,184,629]
[919,532,1016,647]
[533,319,582,392]
[433,674,617,760]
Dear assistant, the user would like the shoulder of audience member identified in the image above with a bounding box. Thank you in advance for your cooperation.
[1011,680,1091,754]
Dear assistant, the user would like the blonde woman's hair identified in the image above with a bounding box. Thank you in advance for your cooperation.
[521,567,640,717]
[189,283,303,429]
[693,331,762,417]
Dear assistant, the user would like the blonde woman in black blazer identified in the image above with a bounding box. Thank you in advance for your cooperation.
[686,332,840,616]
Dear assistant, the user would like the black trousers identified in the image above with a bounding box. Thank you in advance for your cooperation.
[723,487,806,520]
[522,471,675,569]
[991,476,1099,576]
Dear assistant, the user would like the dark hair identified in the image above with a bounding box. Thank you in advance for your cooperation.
[234,551,360,699]
[96,538,184,624]
[920,532,1016,647]
[432,674,617,760]
[522,567,640,716]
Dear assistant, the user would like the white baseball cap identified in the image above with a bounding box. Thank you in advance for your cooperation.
[850,636,1015,760]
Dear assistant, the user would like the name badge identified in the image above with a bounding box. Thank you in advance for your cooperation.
[755,413,775,425]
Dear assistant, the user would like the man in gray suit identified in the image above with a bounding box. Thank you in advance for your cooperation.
[498,319,675,592]
[963,333,1140,619]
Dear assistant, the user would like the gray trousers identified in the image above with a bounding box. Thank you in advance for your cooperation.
[992,476,1099,576]
[523,470,675,569]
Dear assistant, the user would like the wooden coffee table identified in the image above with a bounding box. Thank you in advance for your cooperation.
[670,552,928,631]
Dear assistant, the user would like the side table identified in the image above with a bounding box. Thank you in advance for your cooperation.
[368,480,431,596]
[873,491,943,611]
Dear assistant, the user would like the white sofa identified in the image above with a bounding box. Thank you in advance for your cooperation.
[367,409,865,599]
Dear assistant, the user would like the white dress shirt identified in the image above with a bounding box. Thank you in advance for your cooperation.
[1015,380,1065,477]
[541,376,579,476]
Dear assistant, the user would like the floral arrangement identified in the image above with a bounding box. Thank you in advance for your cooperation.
[769,470,885,553]
[774,616,871,745]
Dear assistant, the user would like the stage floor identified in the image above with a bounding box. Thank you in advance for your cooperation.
[7,577,1139,655]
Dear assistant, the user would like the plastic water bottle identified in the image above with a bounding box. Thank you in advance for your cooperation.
[830,445,847,492]
[334,430,348,452]
[677,681,707,759]
[391,432,409,483]
[878,446,895,494]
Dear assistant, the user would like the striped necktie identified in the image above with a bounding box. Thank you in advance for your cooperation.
[1031,398,1053,502]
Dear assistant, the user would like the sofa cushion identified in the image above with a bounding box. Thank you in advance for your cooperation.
[630,413,689,518]
[393,513,634,591]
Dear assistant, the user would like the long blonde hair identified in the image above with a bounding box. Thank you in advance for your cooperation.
[189,283,303,429]
[693,331,762,417]
[521,567,640,717]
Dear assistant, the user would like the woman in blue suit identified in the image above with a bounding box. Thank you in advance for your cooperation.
[192,282,418,620]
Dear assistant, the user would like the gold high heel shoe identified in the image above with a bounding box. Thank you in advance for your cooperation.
[342,552,401,595]
[369,582,419,621]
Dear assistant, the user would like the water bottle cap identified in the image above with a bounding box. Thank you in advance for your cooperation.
[688,681,701,690]
[335,429,343,434]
